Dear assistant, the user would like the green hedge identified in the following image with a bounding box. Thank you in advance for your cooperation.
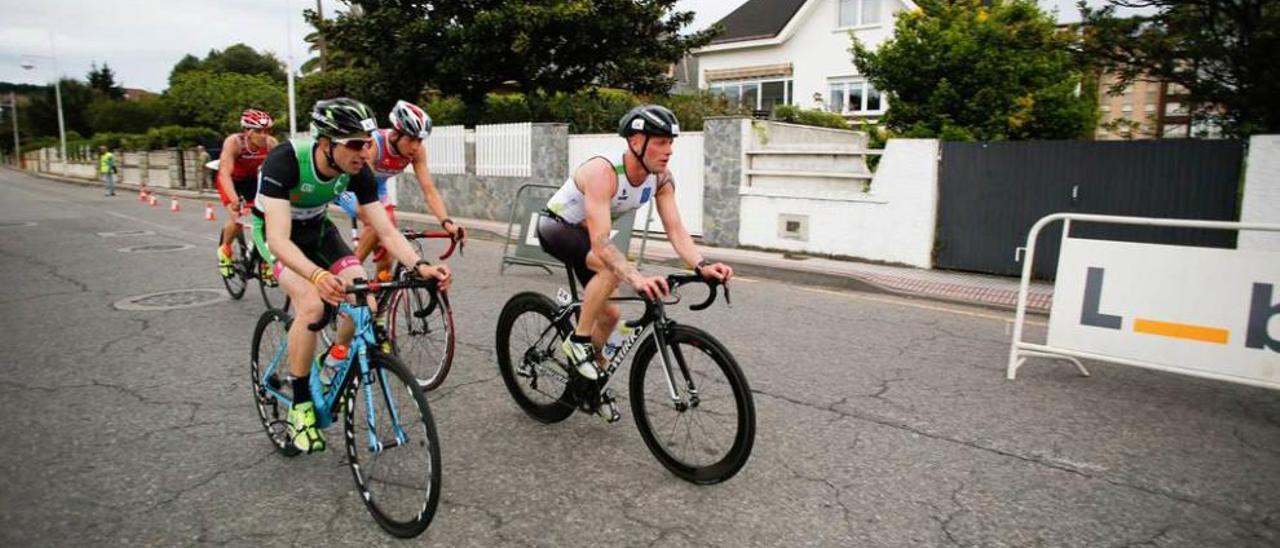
[772,105,851,130]
[56,126,220,154]
[423,88,748,133]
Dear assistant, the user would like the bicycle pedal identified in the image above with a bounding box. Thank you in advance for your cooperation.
[598,389,621,423]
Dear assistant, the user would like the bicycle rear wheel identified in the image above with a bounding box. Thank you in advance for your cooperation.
[221,232,248,300]
[387,284,455,391]
[342,352,441,538]
[629,325,755,484]
[495,292,575,423]
[249,308,300,457]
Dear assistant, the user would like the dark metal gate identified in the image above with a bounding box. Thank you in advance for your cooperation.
[934,140,1244,279]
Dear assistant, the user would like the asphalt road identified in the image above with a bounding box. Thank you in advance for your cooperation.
[0,169,1276,547]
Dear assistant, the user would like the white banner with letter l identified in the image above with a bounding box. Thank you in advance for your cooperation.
[1049,237,1280,387]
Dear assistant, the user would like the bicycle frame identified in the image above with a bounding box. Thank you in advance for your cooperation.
[536,294,692,409]
[259,303,409,453]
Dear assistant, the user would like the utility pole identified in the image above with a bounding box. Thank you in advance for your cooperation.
[316,0,326,72]
[8,92,18,165]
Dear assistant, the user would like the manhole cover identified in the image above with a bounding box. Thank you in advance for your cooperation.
[0,221,37,228]
[118,243,195,253]
[113,289,229,311]
[98,230,155,238]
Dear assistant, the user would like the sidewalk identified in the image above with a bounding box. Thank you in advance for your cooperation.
[392,210,1054,315]
[8,166,1054,314]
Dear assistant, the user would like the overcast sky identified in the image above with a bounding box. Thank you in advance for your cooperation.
[0,0,1096,93]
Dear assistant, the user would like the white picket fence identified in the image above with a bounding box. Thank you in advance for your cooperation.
[427,125,467,175]
[476,122,532,177]
[566,133,704,236]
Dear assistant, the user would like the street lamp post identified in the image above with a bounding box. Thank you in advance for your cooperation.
[285,0,298,136]
[20,32,68,175]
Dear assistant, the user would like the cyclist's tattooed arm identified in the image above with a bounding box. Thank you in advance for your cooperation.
[580,160,636,280]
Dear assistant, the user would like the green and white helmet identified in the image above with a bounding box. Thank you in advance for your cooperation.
[310,97,377,139]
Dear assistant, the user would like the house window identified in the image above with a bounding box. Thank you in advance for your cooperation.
[828,79,885,114]
[709,78,794,111]
[839,0,882,28]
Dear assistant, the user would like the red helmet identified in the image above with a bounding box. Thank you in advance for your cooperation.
[240,109,274,130]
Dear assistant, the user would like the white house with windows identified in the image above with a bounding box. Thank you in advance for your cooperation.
[693,0,919,119]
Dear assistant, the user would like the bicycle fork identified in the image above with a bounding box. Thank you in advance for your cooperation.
[649,323,700,412]
[358,344,410,454]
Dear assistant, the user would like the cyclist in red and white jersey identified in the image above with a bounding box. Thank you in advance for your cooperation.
[333,100,464,278]
[216,109,278,277]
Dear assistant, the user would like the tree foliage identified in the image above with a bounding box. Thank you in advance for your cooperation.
[88,96,168,134]
[25,78,97,139]
[168,43,287,86]
[164,71,286,134]
[1078,0,1280,137]
[308,0,716,114]
[87,62,124,100]
[851,0,1097,141]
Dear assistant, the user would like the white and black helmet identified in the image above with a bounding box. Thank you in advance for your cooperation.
[389,100,432,139]
[310,97,377,139]
[619,104,679,173]
[618,104,680,138]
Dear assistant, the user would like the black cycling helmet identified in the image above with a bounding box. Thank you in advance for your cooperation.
[619,104,680,173]
[618,104,681,138]
[310,97,377,139]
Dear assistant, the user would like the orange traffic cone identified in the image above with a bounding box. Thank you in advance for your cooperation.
[170,198,180,212]
[204,203,216,221]
[148,194,158,207]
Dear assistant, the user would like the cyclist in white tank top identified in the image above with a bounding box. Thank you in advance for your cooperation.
[546,150,665,224]
[537,105,734,406]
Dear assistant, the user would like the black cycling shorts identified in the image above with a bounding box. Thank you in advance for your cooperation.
[251,214,356,275]
[233,177,258,203]
[537,215,595,286]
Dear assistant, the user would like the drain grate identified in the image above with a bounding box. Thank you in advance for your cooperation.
[0,221,37,228]
[118,243,195,253]
[113,289,229,311]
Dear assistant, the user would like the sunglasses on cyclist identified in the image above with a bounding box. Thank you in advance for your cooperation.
[334,137,373,151]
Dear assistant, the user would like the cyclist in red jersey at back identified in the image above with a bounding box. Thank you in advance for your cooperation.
[333,100,464,279]
[216,109,279,278]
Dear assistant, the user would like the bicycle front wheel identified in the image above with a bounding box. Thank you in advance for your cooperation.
[342,352,441,538]
[629,325,755,484]
[221,232,248,300]
[249,308,299,457]
[387,284,455,391]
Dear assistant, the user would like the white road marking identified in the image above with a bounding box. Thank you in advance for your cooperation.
[799,285,1049,326]
[106,211,219,242]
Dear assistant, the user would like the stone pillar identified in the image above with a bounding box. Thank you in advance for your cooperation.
[1240,134,1280,251]
[530,123,569,186]
[169,149,184,188]
[701,117,747,247]
[139,151,150,184]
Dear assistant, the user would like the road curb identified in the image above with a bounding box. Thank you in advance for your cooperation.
[10,166,1043,315]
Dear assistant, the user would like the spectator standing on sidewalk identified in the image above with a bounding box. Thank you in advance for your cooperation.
[98,145,118,196]
[195,145,211,191]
